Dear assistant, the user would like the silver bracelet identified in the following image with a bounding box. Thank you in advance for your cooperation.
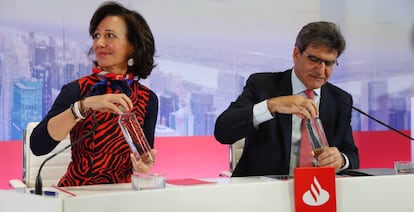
[73,101,86,119]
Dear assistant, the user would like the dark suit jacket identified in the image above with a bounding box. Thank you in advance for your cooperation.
[214,70,359,176]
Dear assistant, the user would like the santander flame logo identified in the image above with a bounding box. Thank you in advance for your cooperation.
[302,176,330,206]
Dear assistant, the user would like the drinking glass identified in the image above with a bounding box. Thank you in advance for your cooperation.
[305,118,329,157]
[118,112,154,165]
[394,161,414,175]
[131,172,165,190]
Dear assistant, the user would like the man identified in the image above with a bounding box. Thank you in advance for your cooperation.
[214,21,359,177]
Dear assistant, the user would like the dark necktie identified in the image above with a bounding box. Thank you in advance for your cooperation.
[299,89,314,167]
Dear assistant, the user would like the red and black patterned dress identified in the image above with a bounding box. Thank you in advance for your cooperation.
[30,72,158,187]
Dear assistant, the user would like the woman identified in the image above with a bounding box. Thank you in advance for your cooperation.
[30,1,158,187]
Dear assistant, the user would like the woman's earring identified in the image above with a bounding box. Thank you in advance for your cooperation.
[127,58,134,66]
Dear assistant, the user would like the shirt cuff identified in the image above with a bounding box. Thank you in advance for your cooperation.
[253,100,274,128]
[337,153,350,172]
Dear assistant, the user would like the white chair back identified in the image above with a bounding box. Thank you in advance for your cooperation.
[23,122,71,187]
[220,138,245,177]
[230,138,245,171]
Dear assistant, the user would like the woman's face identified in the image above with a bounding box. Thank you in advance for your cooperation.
[92,15,133,74]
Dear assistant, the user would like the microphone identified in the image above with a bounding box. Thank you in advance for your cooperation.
[344,102,414,141]
[340,102,413,177]
[34,110,98,195]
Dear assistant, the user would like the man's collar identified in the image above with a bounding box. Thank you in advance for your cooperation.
[291,68,321,96]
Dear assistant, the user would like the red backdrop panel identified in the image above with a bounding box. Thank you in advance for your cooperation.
[0,131,411,189]
[353,130,411,168]
[149,136,229,179]
[0,141,23,189]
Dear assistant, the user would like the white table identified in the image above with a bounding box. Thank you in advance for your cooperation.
[1,175,414,212]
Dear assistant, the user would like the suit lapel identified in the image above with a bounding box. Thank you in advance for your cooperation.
[319,85,334,142]
[319,85,330,121]
[273,70,293,166]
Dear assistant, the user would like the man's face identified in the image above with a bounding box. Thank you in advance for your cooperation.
[292,46,339,90]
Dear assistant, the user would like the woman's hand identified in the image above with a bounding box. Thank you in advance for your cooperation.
[130,149,157,173]
[82,93,133,114]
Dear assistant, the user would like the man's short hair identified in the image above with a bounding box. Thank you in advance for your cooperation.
[295,21,346,57]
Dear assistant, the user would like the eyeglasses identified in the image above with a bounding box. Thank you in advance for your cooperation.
[302,51,338,67]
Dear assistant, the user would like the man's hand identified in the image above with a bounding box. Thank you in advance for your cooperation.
[315,146,344,170]
[267,95,318,119]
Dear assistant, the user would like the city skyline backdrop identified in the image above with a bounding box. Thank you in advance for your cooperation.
[1,0,413,141]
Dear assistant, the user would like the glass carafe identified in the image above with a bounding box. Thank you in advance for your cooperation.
[118,112,154,165]
[305,117,328,157]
